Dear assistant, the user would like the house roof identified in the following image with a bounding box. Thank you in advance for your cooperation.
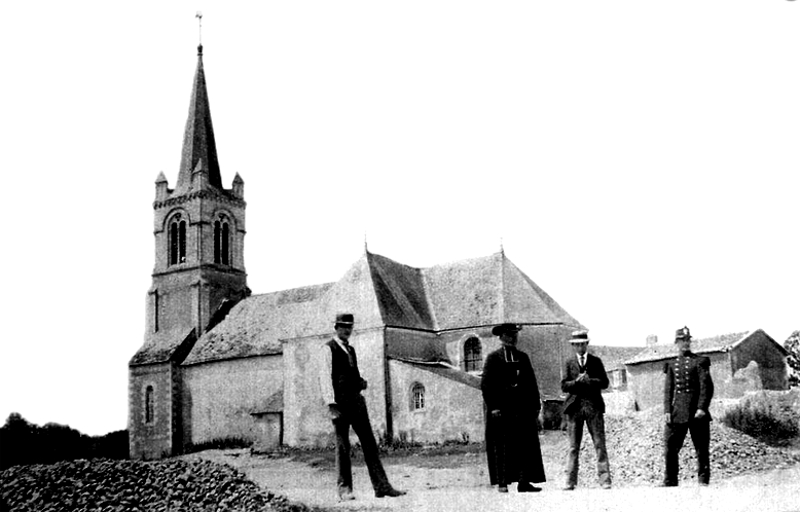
[623,330,785,365]
[183,250,583,365]
[174,45,223,195]
[589,345,644,370]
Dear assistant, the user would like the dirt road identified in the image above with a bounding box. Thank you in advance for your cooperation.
[190,449,800,512]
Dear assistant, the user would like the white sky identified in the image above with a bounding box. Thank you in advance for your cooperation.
[1,1,798,436]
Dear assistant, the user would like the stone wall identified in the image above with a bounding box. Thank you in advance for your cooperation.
[283,328,387,447]
[128,363,177,460]
[388,360,484,444]
[181,354,282,447]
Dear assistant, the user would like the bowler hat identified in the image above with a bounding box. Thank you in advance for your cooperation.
[569,330,590,344]
[674,326,691,342]
[491,323,522,336]
[335,313,355,326]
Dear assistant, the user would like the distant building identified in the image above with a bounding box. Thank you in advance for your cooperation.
[127,44,585,460]
[624,330,789,411]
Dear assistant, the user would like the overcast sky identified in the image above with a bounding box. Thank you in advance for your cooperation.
[1,1,798,436]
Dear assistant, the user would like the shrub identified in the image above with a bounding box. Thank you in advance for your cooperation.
[721,394,799,445]
[183,437,252,453]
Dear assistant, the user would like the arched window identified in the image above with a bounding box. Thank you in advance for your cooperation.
[214,216,230,265]
[464,337,482,372]
[144,385,154,424]
[411,382,425,411]
[169,215,186,265]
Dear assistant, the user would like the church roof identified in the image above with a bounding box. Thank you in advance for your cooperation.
[174,45,223,195]
[184,251,583,364]
[623,330,783,365]
[182,283,334,365]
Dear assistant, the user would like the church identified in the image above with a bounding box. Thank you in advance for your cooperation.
[128,44,585,460]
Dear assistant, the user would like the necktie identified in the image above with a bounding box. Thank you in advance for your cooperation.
[579,356,585,371]
[342,340,356,367]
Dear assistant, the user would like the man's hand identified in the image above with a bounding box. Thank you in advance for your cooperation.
[328,404,342,420]
[490,409,501,418]
[576,373,588,383]
[664,413,671,424]
[694,409,707,420]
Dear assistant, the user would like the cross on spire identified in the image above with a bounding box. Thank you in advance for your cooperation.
[196,11,203,52]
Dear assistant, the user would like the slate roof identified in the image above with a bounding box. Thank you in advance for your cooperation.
[250,389,283,414]
[589,345,644,370]
[182,283,333,365]
[623,330,784,365]
[130,329,197,365]
[183,250,583,364]
[174,45,223,195]
[390,357,481,389]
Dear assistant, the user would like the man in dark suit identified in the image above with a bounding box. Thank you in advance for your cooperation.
[560,329,612,490]
[663,326,714,486]
[481,323,546,494]
[318,313,406,501]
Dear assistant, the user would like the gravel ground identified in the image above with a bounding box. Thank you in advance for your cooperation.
[2,411,798,512]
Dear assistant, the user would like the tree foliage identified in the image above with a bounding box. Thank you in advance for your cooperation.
[784,330,800,388]
[0,413,128,469]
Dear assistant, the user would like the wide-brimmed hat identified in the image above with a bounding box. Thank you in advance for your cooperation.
[334,313,355,326]
[675,326,691,342]
[491,323,523,336]
[569,330,590,344]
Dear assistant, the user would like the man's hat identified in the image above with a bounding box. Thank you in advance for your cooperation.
[491,323,523,336]
[569,330,590,344]
[334,313,355,326]
[675,326,691,342]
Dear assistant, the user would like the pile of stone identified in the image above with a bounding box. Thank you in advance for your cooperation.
[576,409,800,487]
[0,458,319,512]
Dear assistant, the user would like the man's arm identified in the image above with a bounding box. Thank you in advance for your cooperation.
[696,357,713,418]
[586,356,609,390]
[318,345,339,419]
[663,362,673,423]
[561,359,579,392]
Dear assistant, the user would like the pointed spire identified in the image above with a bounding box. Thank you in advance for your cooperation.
[174,41,222,194]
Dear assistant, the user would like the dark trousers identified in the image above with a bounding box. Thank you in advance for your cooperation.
[564,410,611,487]
[664,420,710,485]
[332,397,391,494]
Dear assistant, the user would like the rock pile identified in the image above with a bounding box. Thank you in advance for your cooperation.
[576,409,800,487]
[0,458,319,512]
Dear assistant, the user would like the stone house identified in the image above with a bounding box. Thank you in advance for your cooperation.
[128,45,585,459]
[624,330,789,412]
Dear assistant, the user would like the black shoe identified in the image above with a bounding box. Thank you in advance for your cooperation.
[517,483,541,493]
[375,488,406,498]
[660,482,677,487]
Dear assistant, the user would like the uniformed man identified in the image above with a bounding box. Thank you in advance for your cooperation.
[663,326,715,486]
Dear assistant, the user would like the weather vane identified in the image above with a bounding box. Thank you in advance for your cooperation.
[196,11,203,46]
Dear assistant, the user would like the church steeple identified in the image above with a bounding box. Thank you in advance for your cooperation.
[175,44,222,194]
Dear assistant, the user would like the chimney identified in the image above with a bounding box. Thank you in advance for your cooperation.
[646,334,658,347]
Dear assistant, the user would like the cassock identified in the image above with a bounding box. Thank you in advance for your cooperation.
[481,345,546,486]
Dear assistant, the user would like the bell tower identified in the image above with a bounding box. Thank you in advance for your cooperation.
[129,41,249,460]
[148,43,249,341]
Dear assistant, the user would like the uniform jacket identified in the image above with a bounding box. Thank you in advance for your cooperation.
[663,351,714,424]
[561,353,609,415]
